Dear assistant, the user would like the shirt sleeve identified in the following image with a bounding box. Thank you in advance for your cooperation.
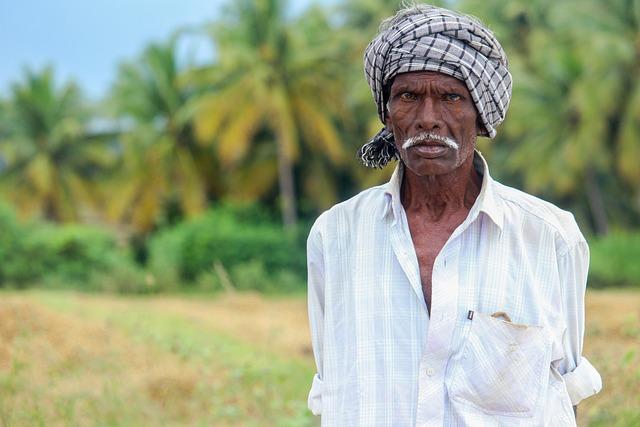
[555,240,602,405]
[307,216,326,416]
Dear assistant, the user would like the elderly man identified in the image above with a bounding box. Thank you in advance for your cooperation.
[306,4,602,427]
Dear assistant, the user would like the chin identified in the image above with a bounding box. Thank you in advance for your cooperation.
[404,156,460,177]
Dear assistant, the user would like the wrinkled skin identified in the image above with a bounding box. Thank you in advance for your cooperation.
[386,71,480,177]
[385,71,482,313]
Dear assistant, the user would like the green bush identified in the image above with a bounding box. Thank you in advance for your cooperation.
[23,224,122,281]
[88,262,153,294]
[30,224,152,293]
[0,202,33,285]
[147,204,307,292]
[142,222,184,291]
[589,232,640,288]
[0,201,144,290]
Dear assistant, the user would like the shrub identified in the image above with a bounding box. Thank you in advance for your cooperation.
[147,204,308,292]
[0,202,34,285]
[144,223,184,291]
[88,262,153,294]
[24,224,123,281]
[0,200,142,290]
[589,232,640,288]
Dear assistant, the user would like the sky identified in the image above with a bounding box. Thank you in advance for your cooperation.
[0,0,322,100]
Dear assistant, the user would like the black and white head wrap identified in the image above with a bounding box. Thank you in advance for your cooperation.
[359,4,512,168]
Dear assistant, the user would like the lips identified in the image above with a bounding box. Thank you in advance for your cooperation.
[408,143,450,158]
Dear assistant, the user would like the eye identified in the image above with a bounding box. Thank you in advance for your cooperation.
[399,92,417,101]
[444,93,462,102]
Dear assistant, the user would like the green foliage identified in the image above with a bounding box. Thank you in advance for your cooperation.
[87,262,152,294]
[0,200,146,291]
[105,39,210,232]
[2,0,640,296]
[26,224,151,293]
[188,0,350,226]
[24,225,120,281]
[0,66,112,222]
[0,201,32,284]
[230,259,303,293]
[459,0,640,234]
[589,233,640,288]
[147,204,307,292]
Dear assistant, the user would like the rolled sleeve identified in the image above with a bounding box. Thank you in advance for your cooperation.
[308,373,324,416]
[556,238,602,405]
[562,356,602,405]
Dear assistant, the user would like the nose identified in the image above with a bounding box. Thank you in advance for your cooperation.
[414,96,444,132]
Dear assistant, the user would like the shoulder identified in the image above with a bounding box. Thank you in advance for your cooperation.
[308,184,388,241]
[492,180,586,254]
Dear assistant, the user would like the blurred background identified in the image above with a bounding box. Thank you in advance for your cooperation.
[0,0,638,426]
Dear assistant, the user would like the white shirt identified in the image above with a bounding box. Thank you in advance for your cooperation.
[306,151,602,427]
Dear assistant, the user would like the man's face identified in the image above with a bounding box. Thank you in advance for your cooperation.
[385,71,479,176]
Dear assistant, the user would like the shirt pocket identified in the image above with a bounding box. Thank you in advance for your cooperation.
[447,311,552,417]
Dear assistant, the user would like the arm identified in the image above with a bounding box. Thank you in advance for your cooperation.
[307,219,326,416]
[556,240,602,409]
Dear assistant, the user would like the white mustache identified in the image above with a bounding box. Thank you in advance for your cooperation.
[401,132,459,150]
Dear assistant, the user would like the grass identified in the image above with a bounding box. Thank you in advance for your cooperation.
[0,291,316,427]
[0,288,638,426]
[579,289,640,426]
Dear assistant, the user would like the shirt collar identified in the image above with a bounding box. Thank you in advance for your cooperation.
[381,149,503,230]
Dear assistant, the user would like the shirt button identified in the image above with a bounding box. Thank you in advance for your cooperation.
[509,344,518,352]
[426,367,435,377]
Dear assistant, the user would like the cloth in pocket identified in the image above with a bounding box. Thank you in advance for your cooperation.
[448,311,553,417]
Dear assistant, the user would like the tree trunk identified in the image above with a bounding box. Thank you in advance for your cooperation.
[276,141,297,229]
[585,168,609,236]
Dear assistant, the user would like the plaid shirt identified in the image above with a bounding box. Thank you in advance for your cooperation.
[306,152,601,427]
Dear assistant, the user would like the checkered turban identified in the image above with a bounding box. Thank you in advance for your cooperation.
[359,4,512,168]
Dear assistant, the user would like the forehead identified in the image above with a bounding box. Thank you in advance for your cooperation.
[391,71,468,92]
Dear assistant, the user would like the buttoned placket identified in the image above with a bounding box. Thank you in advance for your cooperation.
[390,199,480,426]
[418,204,487,426]
[415,238,460,426]
[387,202,450,425]
[383,157,503,426]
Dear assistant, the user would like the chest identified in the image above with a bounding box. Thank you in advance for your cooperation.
[406,214,464,310]
[322,208,564,322]
[318,211,572,426]
[321,219,566,362]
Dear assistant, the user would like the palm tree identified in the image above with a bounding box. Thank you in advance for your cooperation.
[559,0,640,233]
[0,66,109,222]
[336,0,412,190]
[106,37,209,233]
[340,0,421,37]
[460,0,640,234]
[188,0,348,228]
[0,98,9,139]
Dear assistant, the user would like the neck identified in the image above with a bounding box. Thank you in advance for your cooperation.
[400,157,482,222]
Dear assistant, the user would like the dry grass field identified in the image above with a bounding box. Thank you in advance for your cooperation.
[0,289,638,426]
